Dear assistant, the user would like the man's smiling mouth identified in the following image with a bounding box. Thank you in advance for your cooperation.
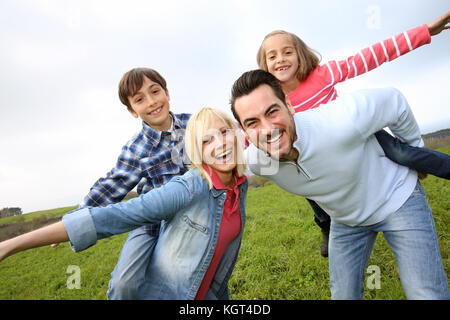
[266,131,283,144]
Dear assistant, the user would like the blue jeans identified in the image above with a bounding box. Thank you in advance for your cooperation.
[307,198,330,230]
[375,130,450,180]
[107,226,158,299]
[329,181,449,300]
[106,226,229,300]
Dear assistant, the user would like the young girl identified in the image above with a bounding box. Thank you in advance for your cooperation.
[256,10,450,257]
[0,108,248,300]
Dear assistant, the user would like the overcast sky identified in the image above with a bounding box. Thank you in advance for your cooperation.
[1,0,449,214]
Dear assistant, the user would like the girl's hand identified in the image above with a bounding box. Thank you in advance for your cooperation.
[427,10,450,36]
[418,172,428,180]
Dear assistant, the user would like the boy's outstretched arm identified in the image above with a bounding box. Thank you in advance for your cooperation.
[427,10,450,36]
[0,221,68,262]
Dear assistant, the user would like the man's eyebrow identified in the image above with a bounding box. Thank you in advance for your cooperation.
[265,103,281,115]
[242,104,280,127]
[243,117,258,127]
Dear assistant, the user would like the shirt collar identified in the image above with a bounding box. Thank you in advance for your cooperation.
[142,112,183,145]
[202,163,246,190]
[171,112,185,130]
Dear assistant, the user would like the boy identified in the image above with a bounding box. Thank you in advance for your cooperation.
[71,68,190,299]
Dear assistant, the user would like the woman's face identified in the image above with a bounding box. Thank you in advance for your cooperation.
[201,115,237,175]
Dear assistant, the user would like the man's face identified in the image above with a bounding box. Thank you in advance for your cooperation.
[234,84,297,160]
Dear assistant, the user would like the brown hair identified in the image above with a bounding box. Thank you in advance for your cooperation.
[118,68,168,108]
[256,30,321,82]
[230,69,287,125]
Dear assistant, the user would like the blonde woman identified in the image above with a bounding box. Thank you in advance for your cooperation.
[0,108,247,300]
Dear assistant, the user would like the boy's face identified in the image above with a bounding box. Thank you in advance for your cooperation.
[127,76,172,131]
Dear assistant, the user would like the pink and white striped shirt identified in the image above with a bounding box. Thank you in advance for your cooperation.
[288,24,431,112]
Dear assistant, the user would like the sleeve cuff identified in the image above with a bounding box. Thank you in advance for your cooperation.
[62,208,97,252]
[421,23,431,44]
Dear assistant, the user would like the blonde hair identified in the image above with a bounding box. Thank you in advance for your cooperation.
[256,30,321,82]
[185,108,246,189]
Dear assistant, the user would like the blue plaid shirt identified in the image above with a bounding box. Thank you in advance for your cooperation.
[80,112,191,234]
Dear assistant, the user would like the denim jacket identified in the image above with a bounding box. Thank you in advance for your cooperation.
[62,168,248,300]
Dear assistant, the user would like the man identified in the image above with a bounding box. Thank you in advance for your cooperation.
[230,69,449,299]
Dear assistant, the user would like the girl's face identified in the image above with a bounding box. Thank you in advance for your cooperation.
[202,115,237,176]
[264,33,299,85]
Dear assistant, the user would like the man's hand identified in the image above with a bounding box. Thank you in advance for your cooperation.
[51,243,60,248]
[427,10,450,36]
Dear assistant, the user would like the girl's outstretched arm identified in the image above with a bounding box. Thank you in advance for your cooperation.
[289,11,449,112]
[0,221,68,262]
[427,10,450,36]
[321,11,449,86]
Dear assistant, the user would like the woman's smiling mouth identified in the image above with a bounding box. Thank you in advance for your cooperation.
[214,149,233,162]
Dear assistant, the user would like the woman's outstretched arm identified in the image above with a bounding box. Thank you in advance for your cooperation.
[0,221,68,262]
[1,172,196,260]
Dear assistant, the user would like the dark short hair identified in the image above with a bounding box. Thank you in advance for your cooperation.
[230,69,287,125]
[118,68,168,108]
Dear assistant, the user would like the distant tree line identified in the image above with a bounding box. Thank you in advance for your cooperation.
[0,207,22,218]
[422,129,450,150]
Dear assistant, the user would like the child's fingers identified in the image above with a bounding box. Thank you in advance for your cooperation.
[417,172,428,180]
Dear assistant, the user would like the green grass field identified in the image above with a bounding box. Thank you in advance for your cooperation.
[0,147,449,300]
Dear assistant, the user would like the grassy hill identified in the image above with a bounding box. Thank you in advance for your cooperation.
[0,147,448,300]
[422,128,450,150]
